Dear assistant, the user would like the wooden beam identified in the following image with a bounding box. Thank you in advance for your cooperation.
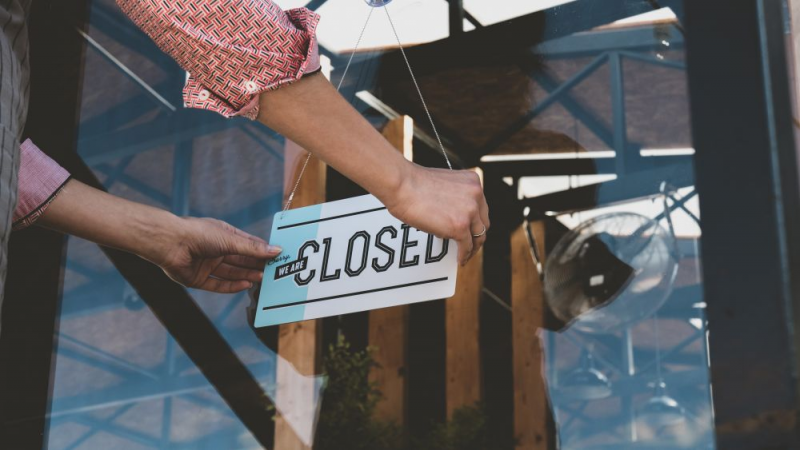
[275,141,326,450]
[446,246,483,417]
[368,116,413,425]
[445,168,484,418]
[511,222,551,450]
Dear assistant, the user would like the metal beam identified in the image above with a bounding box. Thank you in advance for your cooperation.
[530,69,617,150]
[685,0,800,447]
[49,360,275,417]
[480,53,610,155]
[79,112,237,165]
[522,162,694,213]
[448,0,464,36]
[610,52,629,174]
[78,28,177,113]
[533,24,685,57]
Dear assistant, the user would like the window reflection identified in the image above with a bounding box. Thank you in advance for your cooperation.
[44,0,715,448]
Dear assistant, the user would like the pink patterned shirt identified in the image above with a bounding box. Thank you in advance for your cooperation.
[14,0,321,229]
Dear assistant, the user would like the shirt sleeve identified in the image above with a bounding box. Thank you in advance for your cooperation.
[13,139,71,231]
[116,0,321,120]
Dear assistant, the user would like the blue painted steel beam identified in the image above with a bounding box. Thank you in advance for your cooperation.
[62,404,136,450]
[305,0,329,11]
[79,87,173,140]
[90,1,179,71]
[241,124,285,161]
[533,25,685,58]
[59,333,160,380]
[522,162,694,213]
[49,360,276,417]
[99,156,135,190]
[56,346,151,382]
[79,29,178,113]
[80,112,238,165]
[620,50,686,70]
[609,52,629,174]
[171,141,193,216]
[479,53,609,155]
[69,414,162,448]
[94,164,172,206]
[530,69,617,150]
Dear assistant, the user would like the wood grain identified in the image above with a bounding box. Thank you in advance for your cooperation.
[274,140,326,450]
[511,222,551,450]
[368,116,413,425]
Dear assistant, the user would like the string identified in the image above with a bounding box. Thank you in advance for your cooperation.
[383,5,452,170]
[283,3,453,216]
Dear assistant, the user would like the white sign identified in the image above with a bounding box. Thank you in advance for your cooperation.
[254,195,458,327]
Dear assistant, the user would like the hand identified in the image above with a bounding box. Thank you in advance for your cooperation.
[152,217,282,293]
[384,165,490,266]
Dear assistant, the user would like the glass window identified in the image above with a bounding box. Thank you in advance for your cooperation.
[20,0,787,448]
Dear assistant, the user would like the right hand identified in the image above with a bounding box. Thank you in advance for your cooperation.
[150,217,281,293]
[383,164,490,266]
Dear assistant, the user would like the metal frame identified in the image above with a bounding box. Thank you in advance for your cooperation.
[6,0,799,447]
[685,0,800,447]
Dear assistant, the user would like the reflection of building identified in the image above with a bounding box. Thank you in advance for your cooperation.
[2,0,800,449]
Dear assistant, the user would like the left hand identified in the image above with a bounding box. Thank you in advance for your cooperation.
[152,217,282,293]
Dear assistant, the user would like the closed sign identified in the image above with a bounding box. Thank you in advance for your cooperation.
[254,194,458,327]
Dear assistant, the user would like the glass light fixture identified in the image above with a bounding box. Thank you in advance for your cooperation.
[365,0,392,6]
[638,381,686,427]
[558,349,612,401]
[638,313,686,427]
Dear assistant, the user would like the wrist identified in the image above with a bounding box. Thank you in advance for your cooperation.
[132,208,187,266]
[373,154,415,208]
[380,159,418,214]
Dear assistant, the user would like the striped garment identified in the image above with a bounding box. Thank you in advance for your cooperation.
[1,0,320,331]
[0,0,33,339]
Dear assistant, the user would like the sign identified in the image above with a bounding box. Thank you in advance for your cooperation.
[254,194,458,327]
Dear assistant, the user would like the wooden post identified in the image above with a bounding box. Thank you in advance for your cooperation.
[274,140,326,450]
[511,222,551,450]
[368,116,413,425]
[445,169,484,418]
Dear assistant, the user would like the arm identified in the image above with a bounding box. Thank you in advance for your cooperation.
[36,179,280,293]
[256,73,489,264]
[116,0,489,264]
[15,141,279,293]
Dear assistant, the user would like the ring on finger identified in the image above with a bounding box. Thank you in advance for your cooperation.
[472,224,487,239]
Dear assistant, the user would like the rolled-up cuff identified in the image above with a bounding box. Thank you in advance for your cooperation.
[13,139,71,230]
[182,7,322,121]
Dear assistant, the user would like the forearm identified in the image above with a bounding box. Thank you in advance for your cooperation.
[37,179,182,266]
[256,72,412,205]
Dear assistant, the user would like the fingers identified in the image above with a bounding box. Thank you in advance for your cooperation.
[456,227,474,266]
[199,277,254,294]
[213,263,263,283]
[472,220,487,249]
[224,254,269,270]
[478,192,490,235]
[217,223,282,260]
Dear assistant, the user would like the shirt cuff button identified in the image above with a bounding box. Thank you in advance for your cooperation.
[245,81,258,93]
[198,90,211,100]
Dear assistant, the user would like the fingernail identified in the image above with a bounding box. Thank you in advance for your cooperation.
[258,272,264,280]
[268,245,283,254]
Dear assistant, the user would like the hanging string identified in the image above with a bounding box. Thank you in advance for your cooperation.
[383,5,452,170]
[283,3,454,216]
